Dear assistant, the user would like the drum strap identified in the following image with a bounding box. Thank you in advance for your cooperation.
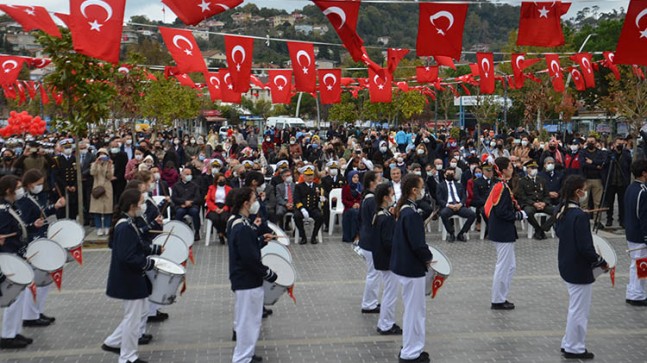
[7,206,28,242]
[145,195,161,217]
[116,218,141,239]
[637,183,647,221]
[26,194,43,212]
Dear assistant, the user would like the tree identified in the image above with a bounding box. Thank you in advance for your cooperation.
[328,94,358,124]
[396,91,427,121]
[605,67,647,154]
[139,76,201,131]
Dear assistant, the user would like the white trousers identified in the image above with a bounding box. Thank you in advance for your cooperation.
[232,287,264,363]
[360,248,381,310]
[396,274,427,360]
[104,298,148,363]
[561,282,593,354]
[148,301,161,317]
[626,241,647,300]
[23,285,50,320]
[491,242,516,304]
[2,290,25,338]
[377,270,399,331]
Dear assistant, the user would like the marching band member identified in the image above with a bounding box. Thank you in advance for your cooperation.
[371,183,402,335]
[227,187,278,363]
[623,159,647,306]
[357,171,381,314]
[486,157,526,310]
[391,174,432,363]
[19,170,65,327]
[0,175,33,349]
[102,189,161,363]
[555,175,608,360]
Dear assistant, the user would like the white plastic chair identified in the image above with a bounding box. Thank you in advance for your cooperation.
[328,188,344,236]
[527,212,555,238]
[151,196,171,222]
[440,215,469,241]
[204,218,214,246]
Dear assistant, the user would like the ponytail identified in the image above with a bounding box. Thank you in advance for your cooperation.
[394,174,421,219]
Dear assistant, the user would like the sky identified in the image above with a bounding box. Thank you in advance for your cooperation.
[1,0,627,24]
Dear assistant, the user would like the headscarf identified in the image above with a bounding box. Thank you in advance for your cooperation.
[347,170,362,198]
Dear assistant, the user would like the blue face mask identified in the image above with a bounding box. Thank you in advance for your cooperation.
[475,172,483,178]
[389,163,396,169]
[198,155,206,161]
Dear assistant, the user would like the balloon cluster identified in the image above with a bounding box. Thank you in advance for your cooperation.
[0,111,47,137]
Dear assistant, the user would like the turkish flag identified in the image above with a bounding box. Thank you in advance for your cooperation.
[511,53,541,88]
[610,266,616,287]
[2,84,16,99]
[431,274,445,299]
[175,74,196,88]
[0,56,24,85]
[545,54,565,92]
[517,1,570,47]
[417,66,438,83]
[477,53,495,94]
[268,70,293,104]
[24,81,37,99]
[219,69,242,103]
[288,42,316,93]
[469,63,480,77]
[28,282,37,303]
[0,5,61,38]
[189,246,195,264]
[204,71,222,102]
[69,246,83,265]
[634,65,646,80]
[63,0,126,64]
[417,3,469,60]
[568,67,586,91]
[225,35,254,93]
[570,53,595,88]
[162,0,243,26]
[637,257,647,279]
[387,48,410,75]
[318,69,342,104]
[39,82,50,105]
[616,0,647,65]
[313,0,364,61]
[434,55,457,69]
[368,68,392,103]
[396,82,409,92]
[602,51,621,80]
[16,82,26,105]
[160,27,207,74]
[50,269,63,290]
[25,57,51,69]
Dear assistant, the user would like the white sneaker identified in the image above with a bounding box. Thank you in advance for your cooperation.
[96,229,104,236]
[103,228,109,236]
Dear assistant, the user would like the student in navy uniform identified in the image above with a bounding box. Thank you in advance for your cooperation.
[488,157,526,310]
[0,176,33,349]
[357,171,381,314]
[18,170,66,327]
[555,175,608,360]
[227,187,278,363]
[371,183,402,336]
[391,174,433,363]
[623,159,647,306]
[102,189,162,363]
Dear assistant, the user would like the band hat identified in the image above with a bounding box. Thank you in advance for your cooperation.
[276,160,289,169]
[524,160,539,169]
[211,159,223,167]
[327,160,339,169]
[300,165,315,175]
[242,160,254,169]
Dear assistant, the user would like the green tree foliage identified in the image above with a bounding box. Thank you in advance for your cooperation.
[139,75,201,128]
[328,94,357,124]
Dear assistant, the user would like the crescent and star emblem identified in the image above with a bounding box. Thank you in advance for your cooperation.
[80,0,113,32]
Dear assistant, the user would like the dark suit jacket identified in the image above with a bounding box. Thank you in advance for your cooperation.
[425,173,444,203]
[151,180,170,197]
[436,180,466,208]
[472,177,496,208]
[516,176,550,208]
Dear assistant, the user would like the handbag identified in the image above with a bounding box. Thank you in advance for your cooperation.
[92,186,106,199]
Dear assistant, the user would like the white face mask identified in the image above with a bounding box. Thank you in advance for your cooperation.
[570,145,579,152]
[126,139,133,145]
[285,176,293,183]
[546,164,555,172]
[435,164,443,171]
[417,149,425,155]
[528,169,538,177]
[111,147,120,154]
[490,141,496,148]
[135,154,143,161]
[136,203,146,217]
[449,162,458,168]
[63,148,72,156]
[257,183,266,193]
[15,187,25,200]
[80,149,88,155]
[184,174,193,182]
[521,140,528,147]
[212,167,220,175]
[380,146,387,153]
[153,173,161,181]
[413,170,422,176]
[578,190,588,204]
[31,185,43,194]
[416,187,425,201]
[249,200,260,214]
[329,169,338,176]
[148,183,155,192]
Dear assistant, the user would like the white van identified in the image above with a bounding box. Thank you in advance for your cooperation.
[266,117,306,130]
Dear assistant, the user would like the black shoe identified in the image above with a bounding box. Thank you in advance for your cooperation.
[252,355,263,362]
[23,318,51,327]
[138,334,152,345]
[101,343,120,354]
[457,233,467,242]
[147,311,169,322]
[194,232,201,242]
[377,323,403,335]
[605,221,613,227]
[626,298,647,306]
[361,306,380,314]
[219,234,225,245]
[447,233,456,242]
[560,348,565,353]
[563,350,594,360]
[399,351,430,363]
[40,314,55,323]
[299,237,307,245]
[262,307,273,319]
[232,330,236,341]
[15,334,33,344]
[595,222,605,230]
[310,237,319,244]
[0,338,29,349]
[127,359,148,363]
[491,301,515,310]
[533,232,546,240]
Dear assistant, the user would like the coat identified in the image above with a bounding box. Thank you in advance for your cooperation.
[390,200,432,278]
[90,160,114,214]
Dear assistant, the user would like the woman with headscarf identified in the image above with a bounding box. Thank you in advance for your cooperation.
[341,170,363,242]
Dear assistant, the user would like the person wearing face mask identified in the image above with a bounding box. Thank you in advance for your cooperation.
[148,166,170,198]
[261,134,275,155]
[171,168,203,241]
[205,173,232,245]
[288,136,302,158]
[371,140,394,168]
[341,171,363,243]
[320,161,346,232]
[555,175,609,360]
[102,189,162,363]
[517,160,555,240]
[513,137,532,164]
[184,136,200,161]
[53,139,79,221]
[436,167,476,242]
[472,165,497,233]
[409,145,429,168]
[90,149,115,237]
[18,170,65,329]
[125,148,146,181]
[539,157,564,206]
[121,135,135,160]
[602,137,631,228]
[274,169,296,231]
[0,150,17,178]
[579,136,608,230]
[294,165,324,244]
[564,139,583,177]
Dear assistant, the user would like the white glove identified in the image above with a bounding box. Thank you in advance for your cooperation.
[301,208,309,220]
[320,195,327,203]
[521,210,528,219]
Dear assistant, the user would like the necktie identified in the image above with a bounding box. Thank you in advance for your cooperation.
[448,182,457,204]
[287,184,293,204]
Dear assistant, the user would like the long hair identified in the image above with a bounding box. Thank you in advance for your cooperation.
[109,189,141,239]
[0,175,19,198]
[394,173,421,219]
[361,171,376,197]
[556,175,587,221]
[22,169,44,188]
[373,183,393,226]
[226,187,254,215]
[493,157,510,179]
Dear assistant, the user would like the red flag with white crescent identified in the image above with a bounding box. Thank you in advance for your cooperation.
[225,35,254,93]
[0,5,61,38]
[636,257,647,279]
[268,69,293,105]
[545,54,565,92]
[69,246,83,265]
[162,0,242,26]
[477,52,495,94]
[318,69,342,105]
[517,1,571,47]
[51,269,63,290]
[368,68,392,103]
[204,71,222,102]
[431,275,445,299]
[313,0,364,62]
[29,282,37,302]
[602,52,621,80]
[568,67,586,91]
[615,0,647,66]
[417,66,438,83]
[570,53,595,88]
[288,42,316,93]
[219,69,242,104]
[417,3,469,60]
[160,26,207,74]
[0,56,24,86]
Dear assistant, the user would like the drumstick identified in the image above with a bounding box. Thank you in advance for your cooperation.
[53,184,64,199]
[626,245,647,253]
[49,228,62,240]
[584,208,609,214]
[0,232,17,239]
[149,230,169,234]
[26,250,39,262]
[162,226,175,248]
[3,273,14,277]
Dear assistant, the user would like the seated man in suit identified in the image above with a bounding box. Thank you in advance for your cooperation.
[171,168,202,241]
[437,167,476,242]
[538,156,563,206]
[275,168,296,230]
[517,160,555,240]
[294,165,324,244]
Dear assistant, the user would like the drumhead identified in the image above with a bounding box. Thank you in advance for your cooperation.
[267,222,290,246]
[0,253,34,285]
[26,239,67,272]
[163,221,194,248]
[262,241,292,263]
[592,235,617,268]
[262,253,296,287]
[47,219,85,249]
[149,256,185,275]
[153,235,189,265]
[428,246,452,276]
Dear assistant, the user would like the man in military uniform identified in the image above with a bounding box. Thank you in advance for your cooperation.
[54,139,78,221]
[320,161,345,232]
[294,165,324,245]
[517,160,554,240]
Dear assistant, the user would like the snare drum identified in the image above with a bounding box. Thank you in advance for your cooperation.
[153,235,189,265]
[47,219,85,262]
[25,239,67,287]
[592,235,617,279]
[425,246,452,296]
[267,222,290,246]
[164,220,194,249]
[0,253,34,307]
[146,256,185,305]
[261,241,292,263]
[261,253,296,305]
